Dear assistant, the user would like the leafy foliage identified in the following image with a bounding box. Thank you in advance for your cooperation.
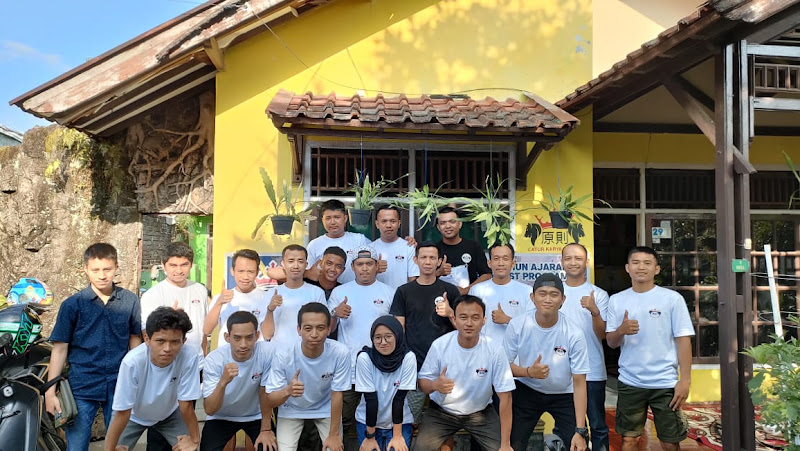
[785,152,800,209]
[744,330,800,448]
[538,185,608,226]
[346,170,405,210]
[252,167,316,239]
[460,176,513,246]
[394,183,451,229]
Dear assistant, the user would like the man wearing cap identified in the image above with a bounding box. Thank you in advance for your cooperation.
[504,273,590,451]
[328,245,397,450]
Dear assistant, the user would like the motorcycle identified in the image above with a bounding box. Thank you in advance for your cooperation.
[0,278,72,450]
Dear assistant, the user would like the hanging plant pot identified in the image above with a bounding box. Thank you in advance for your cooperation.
[348,208,372,226]
[270,216,295,235]
[548,211,572,229]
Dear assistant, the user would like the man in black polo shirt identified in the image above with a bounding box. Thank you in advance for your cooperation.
[435,206,491,295]
[46,243,142,451]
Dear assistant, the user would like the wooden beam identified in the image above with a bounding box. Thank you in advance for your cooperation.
[203,37,225,72]
[516,142,552,189]
[287,134,304,183]
[593,122,800,136]
[741,2,800,44]
[753,97,800,111]
[274,126,565,143]
[663,76,716,142]
[747,43,800,58]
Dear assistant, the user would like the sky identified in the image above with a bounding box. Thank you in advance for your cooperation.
[0,0,201,134]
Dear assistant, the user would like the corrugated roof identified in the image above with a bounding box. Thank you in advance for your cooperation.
[268,90,579,137]
[0,124,23,144]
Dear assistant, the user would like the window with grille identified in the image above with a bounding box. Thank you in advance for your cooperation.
[593,168,640,208]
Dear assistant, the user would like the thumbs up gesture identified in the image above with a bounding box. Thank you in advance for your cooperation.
[220,362,239,386]
[268,289,283,312]
[492,302,512,324]
[580,290,599,317]
[171,299,183,311]
[528,355,549,379]
[377,254,388,274]
[434,366,454,394]
[287,370,304,397]
[334,297,351,319]
[306,259,323,281]
[435,292,454,318]
[219,283,234,305]
[619,310,639,335]
[438,254,452,276]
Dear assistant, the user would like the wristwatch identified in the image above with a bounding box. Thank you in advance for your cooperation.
[364,430,376,439]
[575,427,589,441]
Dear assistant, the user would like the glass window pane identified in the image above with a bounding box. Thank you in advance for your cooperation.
[777,255,798,287]
[674,219,696,252]
[780,291,797,313]
[775,220,795,251]
[678,290,697,326]
[699,291,718,323]
[675,255,694,286]
[697,219,717,252]
[756,290,775,319]
[699,326,719,357]
[756,326,775,345]
[656,255,673,286]
[753,254,769,286]
[752,220,773,252]
[698,254,717,286]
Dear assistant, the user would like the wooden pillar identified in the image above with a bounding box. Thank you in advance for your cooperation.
[716,41,756,451]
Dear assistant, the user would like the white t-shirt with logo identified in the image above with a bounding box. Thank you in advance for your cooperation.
[439,265,470,289]
[469,279,533,343]
[112,343,201,426]
[355,351,417,429]
[209,287,270,348]
[504,311,590,394]
[263,339,351,419]
[270,283,326,346]
[418,331,515,415]
[328,281,395,382]
[606,286,695,389]
[371,238,419,289]
[561,282,610,381]
[203,342,274,421]
[140,280,208,363]
[307,232,371,284]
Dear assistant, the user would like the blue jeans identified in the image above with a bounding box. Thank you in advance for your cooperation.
[586,380,609,451]
[65,396,113,451]
[356,422,412,450]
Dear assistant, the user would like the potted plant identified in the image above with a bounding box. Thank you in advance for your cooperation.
[744,328,800,446]
[538,185,606,229]
[394,183,451,230]
[252,167,315,236]
[346,170,404,226]
[460,176,512,246]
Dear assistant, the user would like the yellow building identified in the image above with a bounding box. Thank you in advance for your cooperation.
[12,1,800,443]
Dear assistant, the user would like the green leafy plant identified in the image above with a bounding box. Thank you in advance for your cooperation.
[395,183,451,229]
[538,184,608,225]
[252,167,315,238]
[784,152,800,208]
[743,327,800,448]
[460,176,513,246]
[346,170,405,210]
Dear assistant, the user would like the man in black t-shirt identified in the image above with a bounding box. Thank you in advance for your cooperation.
[390,242,461,424]
[435,206,492,295]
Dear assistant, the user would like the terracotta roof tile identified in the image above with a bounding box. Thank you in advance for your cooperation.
[267,89,578,136]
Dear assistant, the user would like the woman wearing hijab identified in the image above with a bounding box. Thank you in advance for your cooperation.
[356,315,417,451]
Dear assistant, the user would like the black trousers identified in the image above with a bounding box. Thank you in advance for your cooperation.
[510,381,577,451]
[199,419,261,451]
[413,402,501,451]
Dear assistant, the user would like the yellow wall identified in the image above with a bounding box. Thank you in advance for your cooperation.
[214,0,593,286]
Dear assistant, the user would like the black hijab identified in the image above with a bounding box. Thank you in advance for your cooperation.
[361,315,409,374]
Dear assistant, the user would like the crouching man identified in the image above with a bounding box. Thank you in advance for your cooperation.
[104,307,201,451]
[201,311,277,450]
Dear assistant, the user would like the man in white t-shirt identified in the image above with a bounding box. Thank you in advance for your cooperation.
[559,243,610,451]
[200,311,276,450]
[264,302,351,451]
[505,273,590,451]
[606,247,694,451]
[261,244,326,346]
[469,243,533,345]
[415,296,515,451]
[104,307,202,451]
[306,200,371,284]
[371,204,419,289]
[328,245,396,449]
[204,249,269,348]
[140,242,208,361]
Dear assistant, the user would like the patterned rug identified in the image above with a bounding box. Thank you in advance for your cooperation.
[652,404,788,450]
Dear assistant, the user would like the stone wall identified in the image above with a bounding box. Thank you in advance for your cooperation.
[141,215,175,269]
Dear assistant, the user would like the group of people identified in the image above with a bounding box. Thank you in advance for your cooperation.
[44,200,695,451]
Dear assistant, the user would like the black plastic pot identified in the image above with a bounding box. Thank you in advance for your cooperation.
[549,210,572,229]
[271,215,295,235]
[348,208,372,226]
